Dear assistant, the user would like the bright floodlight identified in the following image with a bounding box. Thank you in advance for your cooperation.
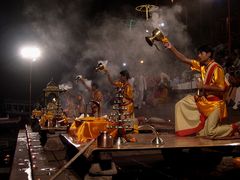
[20,46,41,61]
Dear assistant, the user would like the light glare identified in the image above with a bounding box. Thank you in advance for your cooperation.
[160,23,165,27]
[20,46,41,60]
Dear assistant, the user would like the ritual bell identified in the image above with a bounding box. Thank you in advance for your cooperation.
[145,28,165,46]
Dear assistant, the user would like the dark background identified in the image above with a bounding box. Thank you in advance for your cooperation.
[0,0,239,102]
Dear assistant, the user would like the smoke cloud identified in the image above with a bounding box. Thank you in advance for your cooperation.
[24,0,193,117]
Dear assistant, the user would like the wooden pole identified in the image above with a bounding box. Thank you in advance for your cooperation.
[227,0,231,55]
[50,138,95,180]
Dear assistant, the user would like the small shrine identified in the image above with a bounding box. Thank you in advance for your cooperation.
[32,79,68,128]
[43,79,66,108]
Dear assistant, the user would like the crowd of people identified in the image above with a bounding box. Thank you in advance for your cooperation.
[215,45,240,110]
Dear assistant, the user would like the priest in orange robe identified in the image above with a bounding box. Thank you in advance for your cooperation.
[160,39,239,138]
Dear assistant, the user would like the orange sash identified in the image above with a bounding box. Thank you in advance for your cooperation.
[195,62,227,121]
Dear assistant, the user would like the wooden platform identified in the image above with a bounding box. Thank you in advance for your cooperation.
[10,125,240,180]
[60,132,240,179]
[61,133,240,159]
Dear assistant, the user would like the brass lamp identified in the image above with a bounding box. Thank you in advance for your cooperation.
[145,28,165,46]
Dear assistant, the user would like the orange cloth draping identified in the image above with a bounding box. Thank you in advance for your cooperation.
[194,96,227,120]
[39,112,54,127]
[32,109,43,117]
[68,117,112,143]
[39,112,68,127]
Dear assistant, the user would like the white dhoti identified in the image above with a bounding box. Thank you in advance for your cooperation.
[175,95,233,138]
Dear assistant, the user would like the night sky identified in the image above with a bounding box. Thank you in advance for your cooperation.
[0,0,239,103]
